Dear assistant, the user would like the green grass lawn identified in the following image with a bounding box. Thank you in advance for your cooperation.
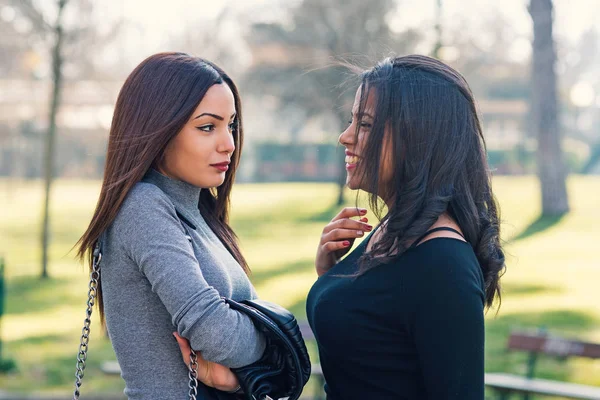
[0,176,599,398]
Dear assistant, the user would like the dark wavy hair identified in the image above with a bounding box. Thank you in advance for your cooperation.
[354,55,505,309]
[76,52,249,322]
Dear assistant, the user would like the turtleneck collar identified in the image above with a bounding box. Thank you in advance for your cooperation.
[142,168,201,214]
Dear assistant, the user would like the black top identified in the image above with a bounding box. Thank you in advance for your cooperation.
[306,228,486,400]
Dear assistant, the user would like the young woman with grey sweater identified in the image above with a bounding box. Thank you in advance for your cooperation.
[77,53,266,399]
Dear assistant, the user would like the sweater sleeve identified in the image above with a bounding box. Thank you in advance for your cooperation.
[409,244,486,400]
[113,184,266,368]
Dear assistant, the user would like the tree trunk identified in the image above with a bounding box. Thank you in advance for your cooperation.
[41,0,68,279]
[528,0,569,216]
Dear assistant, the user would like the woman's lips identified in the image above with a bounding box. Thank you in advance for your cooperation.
[211,162,229,172]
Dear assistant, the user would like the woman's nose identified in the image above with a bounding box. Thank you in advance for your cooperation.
[219,130,235,155]
[339,124,354,146]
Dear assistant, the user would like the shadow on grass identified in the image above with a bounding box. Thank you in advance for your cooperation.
[490,309,597,334]
[502,282,562,296]
[304,202,343,223]
[233,210,318,236]
[7,333,65,347]
[232,193,346,230]
[511,213,567,242]
[486,309,598,382]
[250,258,313,286]
[303,194,377,224]
[5,276,79,315]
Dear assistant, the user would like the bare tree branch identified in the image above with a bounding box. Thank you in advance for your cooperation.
[10,0,53,33]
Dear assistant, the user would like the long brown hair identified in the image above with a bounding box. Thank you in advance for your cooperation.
[354,55,505,309]
[76,52,249,321]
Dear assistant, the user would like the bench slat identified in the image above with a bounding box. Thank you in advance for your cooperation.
[299,322,314,340]
[101,361,121,375]
[485,373,600,399]
[310,363,322,375]
[508,332,600,359]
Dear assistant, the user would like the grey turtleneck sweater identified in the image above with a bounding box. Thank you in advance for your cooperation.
[101,169,266,399]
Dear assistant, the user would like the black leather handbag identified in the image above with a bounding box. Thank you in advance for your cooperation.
[226,298,311,400]
[190,297,311,400]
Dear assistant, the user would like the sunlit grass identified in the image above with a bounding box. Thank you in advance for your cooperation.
[0,176,599,397]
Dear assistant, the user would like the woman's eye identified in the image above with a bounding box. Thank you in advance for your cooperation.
[228,121,237,132]
[360,122,372,129]
[197,124,214,132]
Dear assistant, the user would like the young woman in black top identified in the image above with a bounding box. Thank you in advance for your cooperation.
[306,55,505,400]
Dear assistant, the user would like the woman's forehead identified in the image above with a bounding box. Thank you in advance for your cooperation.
[352,85,377,116]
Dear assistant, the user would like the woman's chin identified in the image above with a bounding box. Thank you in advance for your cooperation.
[346,179,360,191]
[195,177,226,189]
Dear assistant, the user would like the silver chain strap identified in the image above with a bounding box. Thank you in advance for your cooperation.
[73,243,102,400]
[188,351,199,400]
[71,241,200,400]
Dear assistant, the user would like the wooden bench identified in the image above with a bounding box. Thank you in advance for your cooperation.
[101,360,121,375]
[485,330,600,399]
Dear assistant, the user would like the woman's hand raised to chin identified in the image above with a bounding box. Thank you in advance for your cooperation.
[315,207,372,276]
[173,332,240,392]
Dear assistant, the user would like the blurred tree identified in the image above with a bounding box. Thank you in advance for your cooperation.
[442,12,531,98]
[432,0,443,59]
[11,0,72,280]
[440,11,599,175]
[0,4,32,78]
[582,145,600,173]
[581,99,600,173]
[529,0,569,215]
[244,0,421,205]
[562,29,600,171]
[8,0,121,278]
[168,5,247,78]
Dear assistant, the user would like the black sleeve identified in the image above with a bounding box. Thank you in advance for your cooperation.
[410,248,486,399]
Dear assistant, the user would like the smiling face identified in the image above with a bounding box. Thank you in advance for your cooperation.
[158,83,237,188]
[339,85,394,197]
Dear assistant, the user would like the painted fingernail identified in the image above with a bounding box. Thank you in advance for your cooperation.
[357,231,364,236]
[343,241,350,246]
[360,217,369,222]
[360,209,368,215]
[366,225,373,231]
